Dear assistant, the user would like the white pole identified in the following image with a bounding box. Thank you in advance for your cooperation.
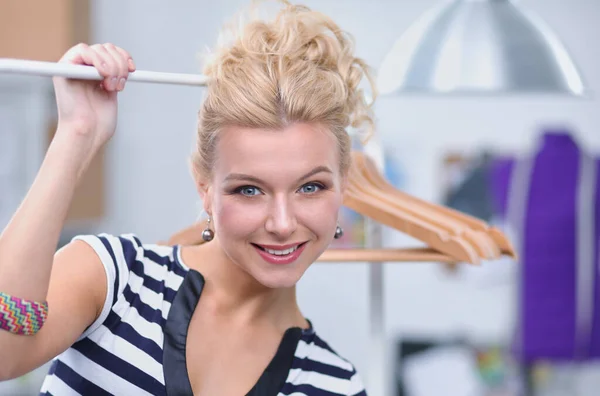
[0,58,208,87]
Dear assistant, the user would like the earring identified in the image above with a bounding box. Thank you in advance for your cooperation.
[334,224,344,239]
[202,216,214,242]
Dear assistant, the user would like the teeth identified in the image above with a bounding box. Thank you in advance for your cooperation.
[264,245,299,256]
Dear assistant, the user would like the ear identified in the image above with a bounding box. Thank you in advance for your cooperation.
[197,180,213,217]
[339,173,349,195]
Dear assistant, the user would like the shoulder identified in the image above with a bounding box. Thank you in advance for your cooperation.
[285,330,367,396]
[68,233,190,338]
[71,233,189,280]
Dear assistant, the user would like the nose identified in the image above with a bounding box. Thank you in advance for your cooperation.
[264,195,297,239]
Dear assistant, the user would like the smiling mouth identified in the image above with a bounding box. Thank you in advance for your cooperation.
[251,242,309,265]
[251,242,307,256]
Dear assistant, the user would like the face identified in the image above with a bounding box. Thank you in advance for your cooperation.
[200,123,345,289]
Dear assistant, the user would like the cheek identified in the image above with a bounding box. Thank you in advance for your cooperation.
[298,195,342,231]
[212,197,264,237]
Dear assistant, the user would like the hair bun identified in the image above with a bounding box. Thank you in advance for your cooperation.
[193,1,377,180]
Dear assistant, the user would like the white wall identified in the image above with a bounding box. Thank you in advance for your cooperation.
[90,0,600,393]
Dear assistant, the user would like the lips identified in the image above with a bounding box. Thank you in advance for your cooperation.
[251,242,308,265]
[253,242,305,250]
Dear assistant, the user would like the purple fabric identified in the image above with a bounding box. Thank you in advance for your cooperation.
[487,131,600,362]
[591,158,600,358]
[488,156,513,218]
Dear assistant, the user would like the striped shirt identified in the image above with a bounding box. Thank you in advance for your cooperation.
[39,233,367,395]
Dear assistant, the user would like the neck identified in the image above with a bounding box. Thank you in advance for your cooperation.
[183,239,306,329]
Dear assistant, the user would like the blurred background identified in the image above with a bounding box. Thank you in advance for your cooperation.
[1,0,599,395]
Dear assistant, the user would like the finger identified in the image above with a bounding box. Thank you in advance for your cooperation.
[113,46,136,73]
[59,43,88,64]
[103,43,129,91]
[91,44,119,91]
[60,43,103,70]
[59,43,111,86]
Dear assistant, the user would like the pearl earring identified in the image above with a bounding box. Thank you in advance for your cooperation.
[334,224,344,239]
[202,216,214,242]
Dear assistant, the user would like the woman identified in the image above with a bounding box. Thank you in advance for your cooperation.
[0,1,375,395]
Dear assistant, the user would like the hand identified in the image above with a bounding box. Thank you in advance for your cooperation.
[52,43,135,152]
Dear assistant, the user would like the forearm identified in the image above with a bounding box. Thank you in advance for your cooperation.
[0,126,95,301]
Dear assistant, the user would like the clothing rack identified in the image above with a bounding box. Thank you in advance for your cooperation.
[0,58,517,396]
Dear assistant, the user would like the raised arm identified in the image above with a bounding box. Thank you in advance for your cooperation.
[0,43,134,380]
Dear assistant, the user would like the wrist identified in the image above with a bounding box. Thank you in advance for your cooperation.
[47,126,98,179]
[55,118,97,140]
[0,291,48,336]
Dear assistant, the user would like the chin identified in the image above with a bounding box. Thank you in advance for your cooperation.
[254,271,304,289]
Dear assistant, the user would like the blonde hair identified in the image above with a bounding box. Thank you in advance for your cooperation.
[191,0,377,181]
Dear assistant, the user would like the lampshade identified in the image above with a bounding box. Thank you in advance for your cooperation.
[377,0,587,96]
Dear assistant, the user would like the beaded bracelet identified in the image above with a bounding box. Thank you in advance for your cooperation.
[0,291,48,336]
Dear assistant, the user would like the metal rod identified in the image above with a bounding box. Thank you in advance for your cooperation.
[318,248,457,263]
[0,58,208,87]
[365,217,387,396]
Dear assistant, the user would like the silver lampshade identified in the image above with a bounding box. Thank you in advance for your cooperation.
[377,0,587,96]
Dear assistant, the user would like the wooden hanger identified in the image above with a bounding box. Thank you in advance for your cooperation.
[348,152,516,260]
[353,152,514,257]
[161,151,516,265]
[345,155,485,263]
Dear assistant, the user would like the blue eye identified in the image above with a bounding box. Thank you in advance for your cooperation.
[299,183,323,194]
[237,186,261,196]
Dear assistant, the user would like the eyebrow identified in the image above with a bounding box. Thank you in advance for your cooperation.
[224,165,333,184]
